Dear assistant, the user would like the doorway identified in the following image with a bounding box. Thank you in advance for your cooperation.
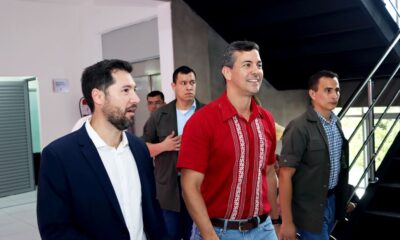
[130,58,162,136]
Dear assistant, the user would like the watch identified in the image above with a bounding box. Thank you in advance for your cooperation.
[271,216,282,225]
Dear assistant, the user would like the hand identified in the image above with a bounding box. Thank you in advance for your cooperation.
[162,131,181,151]
[279,222,297,240]
[346,202,357,213]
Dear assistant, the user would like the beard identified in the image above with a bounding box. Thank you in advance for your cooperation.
[103,102,136,131]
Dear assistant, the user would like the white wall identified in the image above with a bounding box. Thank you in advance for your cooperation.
[0,0,169,147]
[157,2,175,103]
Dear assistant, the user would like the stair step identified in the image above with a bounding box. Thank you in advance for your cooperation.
[378,158,400,183]
[353,210,400,238]
[366,184,400,213]
[377,182,400,189]
[364,210,400,219]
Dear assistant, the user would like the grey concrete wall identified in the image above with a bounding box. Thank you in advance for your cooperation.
[170,0,310,127]
[171,0,228,103]
[258,80,309,127]
[207,28,228,100]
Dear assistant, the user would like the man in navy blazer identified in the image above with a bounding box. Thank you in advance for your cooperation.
[37,59,169,240]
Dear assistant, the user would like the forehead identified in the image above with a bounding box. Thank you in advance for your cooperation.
[233,50,261,63]
[316,76,339,90]
[110,69,135,85]
[176,72,196,82]
[147,95,162,100]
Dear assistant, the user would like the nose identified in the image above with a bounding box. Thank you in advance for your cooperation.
[251,65,262,76]
[333,91,340,98]
[130,91,140,104]
[186,83,193,90]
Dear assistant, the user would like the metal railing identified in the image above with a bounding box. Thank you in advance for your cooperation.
[385,0,400,25]
[338,27,400,205]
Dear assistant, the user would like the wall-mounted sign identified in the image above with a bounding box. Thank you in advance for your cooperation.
[52,78,69,93]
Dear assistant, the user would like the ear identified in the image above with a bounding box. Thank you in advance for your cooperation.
[92,88,105,107]
[171,82,176,90]
[221,66,232,82]
[308,89,316,101]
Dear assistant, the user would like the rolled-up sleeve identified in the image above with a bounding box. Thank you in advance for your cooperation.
[279,121,308,168]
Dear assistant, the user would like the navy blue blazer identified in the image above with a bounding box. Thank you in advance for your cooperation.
[37,126,168,240]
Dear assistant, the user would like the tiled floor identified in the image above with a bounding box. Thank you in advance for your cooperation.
[0,190,40,240]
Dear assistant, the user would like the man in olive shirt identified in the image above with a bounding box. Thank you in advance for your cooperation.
[279,70,349,240]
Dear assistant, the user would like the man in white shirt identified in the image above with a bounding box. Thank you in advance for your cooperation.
[37,59,169,240]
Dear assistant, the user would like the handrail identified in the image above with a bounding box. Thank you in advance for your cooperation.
[338,31,400,119]
[332,2,400,234]
[346,111,400,206]
[347,88,400,171]
[346,62,400,143]
[387,0,400,19]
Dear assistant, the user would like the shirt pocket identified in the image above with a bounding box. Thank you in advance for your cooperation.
[309,139,326,151]
[305,139,327,167]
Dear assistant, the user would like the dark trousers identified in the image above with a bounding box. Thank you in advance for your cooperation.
[162,176,193,240]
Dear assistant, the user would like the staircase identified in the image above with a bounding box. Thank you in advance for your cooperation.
[183,0,399,90]
[356,138,400,238]
[333,133,400,239]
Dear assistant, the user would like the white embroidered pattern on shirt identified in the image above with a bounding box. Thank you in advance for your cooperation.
[225,118,240,219]
[252,118,265,216]
[230,116,246,219]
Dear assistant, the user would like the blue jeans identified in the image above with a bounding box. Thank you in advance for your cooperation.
[162,208,193,240]
[190,217,277,240]
[297,195,336,240]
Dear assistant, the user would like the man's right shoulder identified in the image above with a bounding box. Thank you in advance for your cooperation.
[191,99,219,118]
[151,101,175,117]
[286,111,310,131]
[44,131,80,151]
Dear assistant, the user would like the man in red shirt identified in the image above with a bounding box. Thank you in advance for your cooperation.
[177,41,279,240]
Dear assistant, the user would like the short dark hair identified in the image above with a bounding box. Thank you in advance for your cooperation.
[308,70,339,91]
[221,41,260,69]
[81,59,132,112]
[147,90,164,102]
[172,65,196,83]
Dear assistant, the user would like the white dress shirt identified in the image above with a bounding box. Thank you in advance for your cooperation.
[85,120,146,240]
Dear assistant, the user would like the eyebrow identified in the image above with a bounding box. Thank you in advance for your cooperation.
[324,87,340,90]
[241,60,262,64]
[121,84,135,88]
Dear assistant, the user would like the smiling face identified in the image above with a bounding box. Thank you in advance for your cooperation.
[309,76,340,117]
[222,49,263,96]
[101,69,140,130]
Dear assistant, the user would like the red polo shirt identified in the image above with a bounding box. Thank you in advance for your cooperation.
[177,92,276,219]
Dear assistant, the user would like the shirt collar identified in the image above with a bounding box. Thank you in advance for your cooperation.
[316,111,338,125]
[186,100,197,113]
[176,100,196,113]
[219,91,264,122]
[85,118,129,149]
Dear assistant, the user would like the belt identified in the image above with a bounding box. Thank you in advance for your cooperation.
[327,188,335,197]
[211,214,268,232]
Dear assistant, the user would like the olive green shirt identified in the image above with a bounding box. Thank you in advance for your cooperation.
[280,106,349,233]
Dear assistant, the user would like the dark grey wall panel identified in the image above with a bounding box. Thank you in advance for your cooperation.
[0,81,34,197]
